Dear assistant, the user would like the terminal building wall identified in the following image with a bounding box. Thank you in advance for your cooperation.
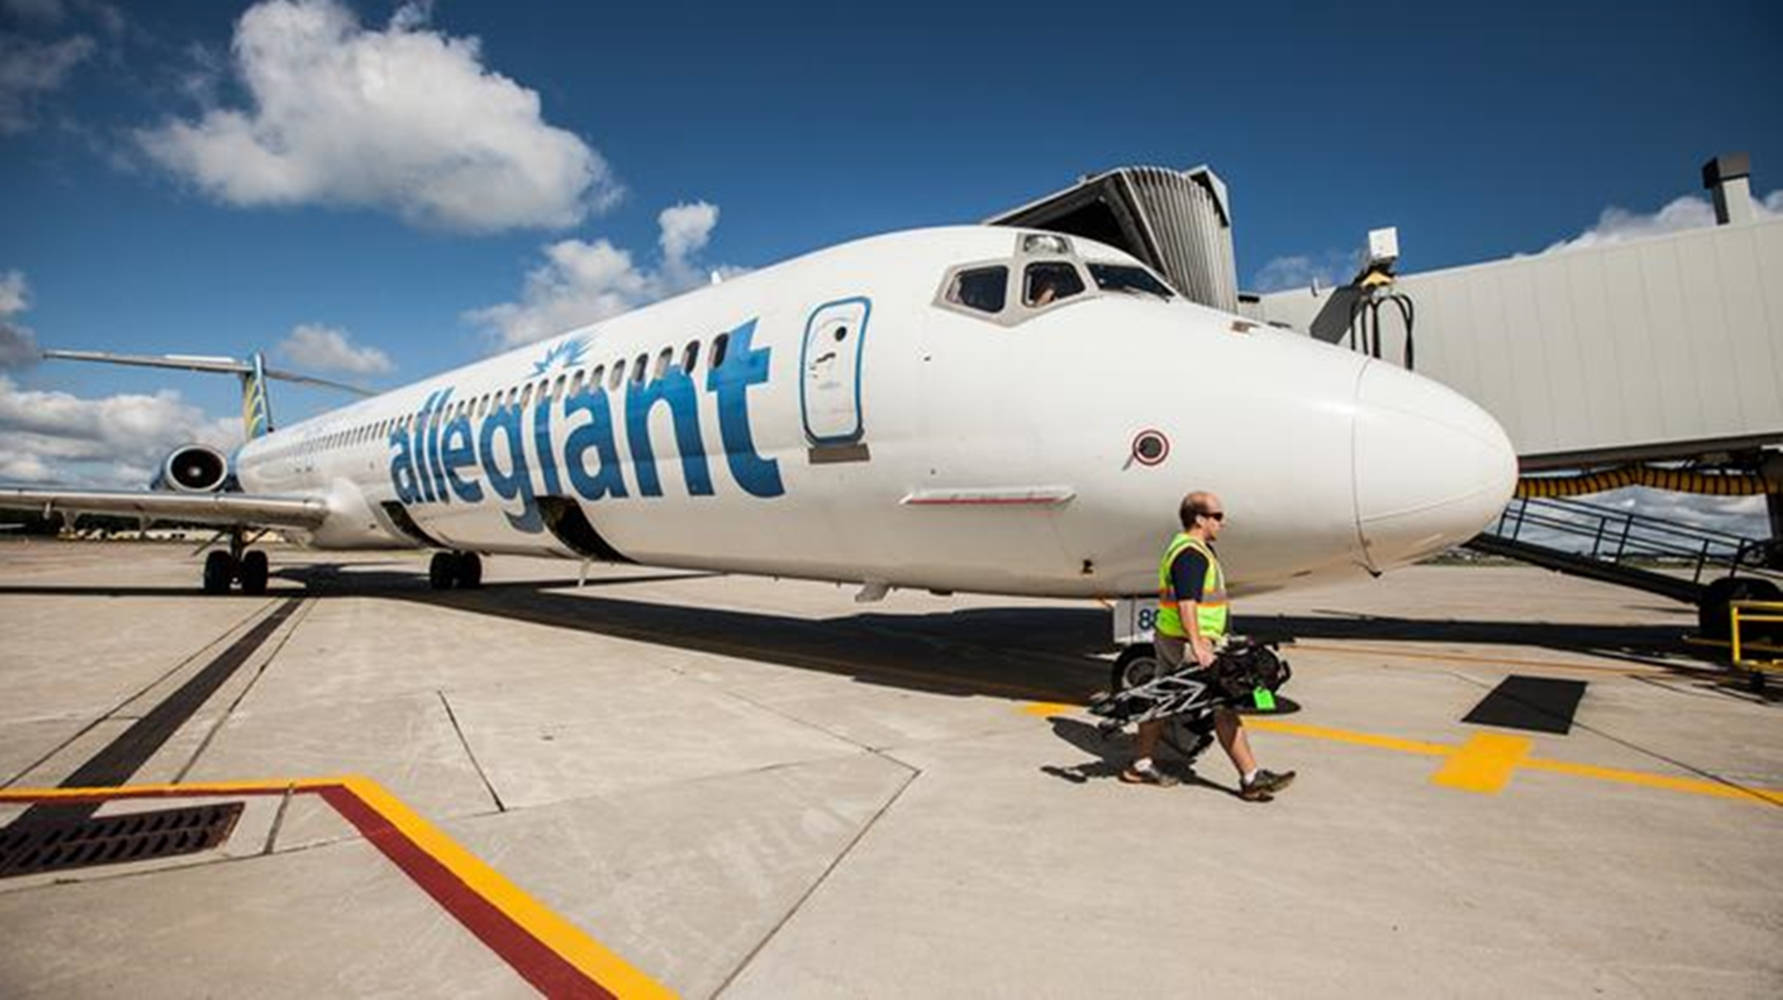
[1254,217,1783,466]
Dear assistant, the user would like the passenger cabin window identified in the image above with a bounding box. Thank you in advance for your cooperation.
[569,371,584,396]
[655,347,673,380]
[682,341,699,373]
[1088,263,1174,300]
[710,333,729,369]
[609,361,625,389]
[949,266,1007,313]
[1023,262,1084,307]
[632,353,647,384]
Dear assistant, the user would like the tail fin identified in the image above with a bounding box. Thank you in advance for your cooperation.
[40,349,374,442]
[241,352,274,439]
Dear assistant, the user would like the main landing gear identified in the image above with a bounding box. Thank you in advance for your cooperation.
[200,530,269,596]
[428,551,483,590]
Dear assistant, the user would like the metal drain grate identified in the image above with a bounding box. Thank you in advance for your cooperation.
[0,802,245,878]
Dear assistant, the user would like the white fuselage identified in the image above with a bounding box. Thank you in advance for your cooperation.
[234,226,1517,598]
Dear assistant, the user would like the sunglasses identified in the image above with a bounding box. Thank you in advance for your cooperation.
[1200,511,1225,522]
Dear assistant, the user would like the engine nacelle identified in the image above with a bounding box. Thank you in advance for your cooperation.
[151,444,230,493]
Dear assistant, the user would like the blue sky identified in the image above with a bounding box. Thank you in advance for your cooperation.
[1,0,1780,489]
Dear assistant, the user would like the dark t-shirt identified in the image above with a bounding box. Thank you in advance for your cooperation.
[1167,545,1212,604]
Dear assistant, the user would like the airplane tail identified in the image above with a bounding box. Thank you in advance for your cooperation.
[40,348,375,440]
[241,353,274,439]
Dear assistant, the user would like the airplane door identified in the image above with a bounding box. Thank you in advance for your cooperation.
[800,297,870,449]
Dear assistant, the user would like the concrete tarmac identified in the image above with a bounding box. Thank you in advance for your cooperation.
[1,541,1779,998]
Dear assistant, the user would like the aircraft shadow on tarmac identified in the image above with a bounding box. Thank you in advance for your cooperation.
[0,561,1750,702]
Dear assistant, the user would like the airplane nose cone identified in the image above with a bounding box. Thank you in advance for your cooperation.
[1353,361,1518,570]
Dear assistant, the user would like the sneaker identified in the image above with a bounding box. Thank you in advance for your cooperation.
[1119,764,1180,787]
[1239,769,1295,801]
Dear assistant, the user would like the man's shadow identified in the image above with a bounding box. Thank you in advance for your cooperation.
[1038,715,1238,797]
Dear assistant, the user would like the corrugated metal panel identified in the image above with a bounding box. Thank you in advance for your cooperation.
[986,165,1239,312]
[1253,217,1783,464]
[1123,167,1239,311]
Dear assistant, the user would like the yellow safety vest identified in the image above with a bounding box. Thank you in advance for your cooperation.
[1155,533,1228,641]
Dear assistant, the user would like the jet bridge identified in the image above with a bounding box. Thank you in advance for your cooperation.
[992,153,1783,633]
[1247,152,1783,630]
[986,165,1240,312]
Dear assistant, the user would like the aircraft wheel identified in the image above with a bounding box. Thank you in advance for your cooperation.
[202,551,235,595]
[428,551,458,590]
[1110,643,1161,693]
[453,552,483,590]
[238,550,269,595]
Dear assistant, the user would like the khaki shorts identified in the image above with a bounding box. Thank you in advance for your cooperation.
[1155,633,1189,670]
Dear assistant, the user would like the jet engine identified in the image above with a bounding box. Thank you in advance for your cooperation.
[151,444,230,493]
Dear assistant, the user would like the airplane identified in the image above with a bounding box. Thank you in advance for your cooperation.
[0,226,1517,671]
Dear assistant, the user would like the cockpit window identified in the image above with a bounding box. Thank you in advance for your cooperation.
[949,265,1008,313]
[1088,263,1175,300]
[1023,262,1085,308]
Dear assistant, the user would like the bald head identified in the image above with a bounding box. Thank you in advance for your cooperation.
[1179,491,1224,532]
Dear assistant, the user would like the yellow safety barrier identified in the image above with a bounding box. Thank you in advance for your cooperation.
[1731,600,1783,691]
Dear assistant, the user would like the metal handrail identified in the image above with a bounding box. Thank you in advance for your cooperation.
[1521,493,1757,541]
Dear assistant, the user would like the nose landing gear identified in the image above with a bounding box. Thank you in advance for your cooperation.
[428,551,484,590]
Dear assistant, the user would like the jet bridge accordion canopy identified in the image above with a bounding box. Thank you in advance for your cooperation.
[986,165,1239,313]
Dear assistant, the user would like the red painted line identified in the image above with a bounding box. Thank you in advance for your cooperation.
[318,785,615,999]
[905,497,1063,505]
[3,781,628,998]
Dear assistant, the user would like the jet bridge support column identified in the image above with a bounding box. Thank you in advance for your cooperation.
[1765,451,1783,566]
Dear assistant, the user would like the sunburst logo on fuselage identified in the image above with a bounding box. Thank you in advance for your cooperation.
[531,336,590,376]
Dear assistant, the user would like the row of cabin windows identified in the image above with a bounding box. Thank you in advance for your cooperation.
[258,332,733,462]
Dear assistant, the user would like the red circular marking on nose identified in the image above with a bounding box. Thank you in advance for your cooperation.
[1132,429,1170,466]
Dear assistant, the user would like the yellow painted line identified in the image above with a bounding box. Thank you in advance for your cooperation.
[1022,701,1080,716]
[1519,758,1783,806]
[0,777,335,801]
[1,776,675,998]
[1030,704,1783,807]
[1242,717,1452,756]
[1430,733,1533,794]
[339,776,675,1000]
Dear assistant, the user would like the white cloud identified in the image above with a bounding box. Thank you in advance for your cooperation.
[0,269,25,315]
[658,201,718,263]
[135,0,617,232]
[0,31,94,134]
[0,374,239,486]
[469,200,739,348]
[0,269,40,369]
[1542,190,1783,254]
[276,322,393,375]
[1250,249,1356,293]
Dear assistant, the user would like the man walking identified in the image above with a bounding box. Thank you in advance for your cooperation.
[1122,491,1296,801]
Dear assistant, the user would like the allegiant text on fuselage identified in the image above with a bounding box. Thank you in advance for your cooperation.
[388,319,784,532]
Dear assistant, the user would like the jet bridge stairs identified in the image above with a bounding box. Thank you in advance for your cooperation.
[1464,495,1782,637]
